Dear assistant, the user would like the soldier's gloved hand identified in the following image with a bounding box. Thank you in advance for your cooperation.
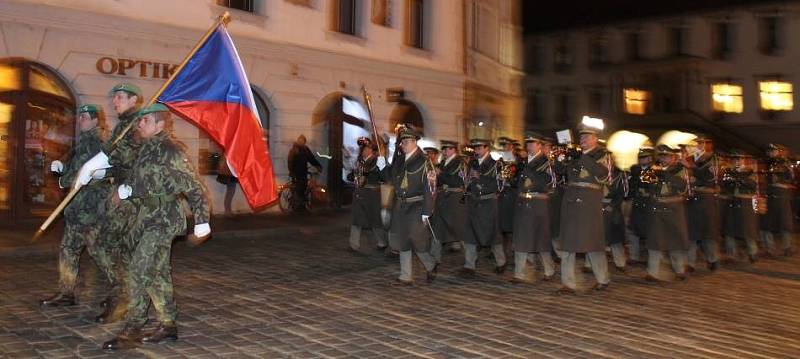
[75,152,112,188]
[377,156,387,170]
[50,160,64,174]
[194,223,211,237]
[422,214,430,223]
[92,169,107,180]
[117,184,132,200]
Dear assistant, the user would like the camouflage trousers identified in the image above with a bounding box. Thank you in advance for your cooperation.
[57,224,117,295]
[124,225,178,328]
[97,200,140,297]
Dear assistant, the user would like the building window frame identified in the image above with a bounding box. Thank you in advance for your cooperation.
[758,14,785,56]
[216,0,255,13]
[331,0,359,36]
[712,21,735,60]
[553,88,574,124]
[553,39,574,74]
[758,79,793,112]
[405,0,426,49]
[625,32,643,61]
[710,82,744,114]
[668,26,688,57]
[587,35,609,67]
[623,88,650,115]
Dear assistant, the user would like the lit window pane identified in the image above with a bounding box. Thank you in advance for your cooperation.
[0,65,21,92]
[624,89,649,115]
[711,84,743,113]
[29,66,71,99]
[759,81,793,111]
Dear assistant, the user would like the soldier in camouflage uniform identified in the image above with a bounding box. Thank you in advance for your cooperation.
[103,104,210,350]
[384,126,438,285]
[80,83,145,324]
[430,140,467,263]
[761,143,796,257]
[511,133,556,283]
[347,137,387,252]
[643,145,690,282]
[40,105,117,307]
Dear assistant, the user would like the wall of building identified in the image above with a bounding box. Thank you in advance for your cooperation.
[523,2,800,149]
[0,0,466,214]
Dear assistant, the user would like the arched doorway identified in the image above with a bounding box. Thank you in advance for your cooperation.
[0,58,76,220]
[311,92,370,208]
[386,99,428,158]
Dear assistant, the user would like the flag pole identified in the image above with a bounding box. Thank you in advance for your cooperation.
[33,12,233,241]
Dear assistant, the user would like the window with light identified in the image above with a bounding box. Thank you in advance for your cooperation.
[624,89,649,115]
[759,81,793,111]
[711,84,743,113]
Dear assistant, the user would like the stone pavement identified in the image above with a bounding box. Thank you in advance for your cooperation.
[1,212,800,358]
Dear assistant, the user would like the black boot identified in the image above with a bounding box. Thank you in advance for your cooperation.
[102,325,142,351]
[40,293,76,307]
[140,322,178,343]
[95,297,127,324]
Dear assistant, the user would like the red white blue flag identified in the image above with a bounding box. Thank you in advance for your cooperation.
[158,24,276,208]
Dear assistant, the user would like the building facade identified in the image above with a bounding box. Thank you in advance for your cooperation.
[523,1,800,153]
[0,0,524,220]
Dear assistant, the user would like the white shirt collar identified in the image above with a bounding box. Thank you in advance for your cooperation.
[527,151,542,163]
[478,152,490,165]
[444,153,456,166]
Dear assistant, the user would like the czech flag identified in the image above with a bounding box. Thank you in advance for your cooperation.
[158,24,276,208]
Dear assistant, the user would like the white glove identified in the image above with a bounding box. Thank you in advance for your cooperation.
[92,168,106,180]
[422,214,430,223]
[75,152,111,187]
[194,223,211,237]
[117,184,132,200]
[50,160,64,173]
[377,156,387,170]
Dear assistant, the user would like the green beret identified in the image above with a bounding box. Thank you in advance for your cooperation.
[139,103,170,116]
[78,104,101,114]
[109,82,142,97]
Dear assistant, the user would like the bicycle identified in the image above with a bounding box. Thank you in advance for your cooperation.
[278,169,327,213]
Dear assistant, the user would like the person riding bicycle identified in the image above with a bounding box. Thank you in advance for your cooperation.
[287,134,323,212]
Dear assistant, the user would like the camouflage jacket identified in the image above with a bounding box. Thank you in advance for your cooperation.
[59,128,108,226]
[125,132,210,235]
[106,107,141,184]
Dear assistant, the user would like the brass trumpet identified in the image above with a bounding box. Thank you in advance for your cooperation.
[549,144,581,163]
[639,164,665,184]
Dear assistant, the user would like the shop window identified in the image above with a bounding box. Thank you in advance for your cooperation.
[217,0,254,12]
[759,81,793,111]
[711,83,743,113]
[624,89,650,115]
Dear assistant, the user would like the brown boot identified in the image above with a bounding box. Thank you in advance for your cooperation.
[102,325,142,351]
[140,322,178,343]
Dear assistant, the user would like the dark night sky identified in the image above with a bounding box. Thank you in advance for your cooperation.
[523,0,795,34]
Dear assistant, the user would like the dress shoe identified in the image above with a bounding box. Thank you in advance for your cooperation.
[644,274,662,283]
[99,295,111,308]
[40,293,76,307]
[102,326,142,351]
[426,264,439,283]
[592,283,609,291]
[391,278,414,286]
[542,274,554,282]
[495,263,508,275]
[456,268,476,278]
[509,277,529,284]
[96,299,127,324]
[675,273,688,282]
[376,245,388,252]
[555,286,576,295]
[140,323,178,343]
[708,261,719,272]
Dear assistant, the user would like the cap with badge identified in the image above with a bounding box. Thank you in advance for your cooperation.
[694,133,713,143]
[656,144,680,155]
[523,132,546,143]
[78,104,101,114]
[108,83,142,97]
[468,138,491,147]
[440,140,458,150]
[767,143,788,152]
[397,126,420,140]
[423,147,440,154]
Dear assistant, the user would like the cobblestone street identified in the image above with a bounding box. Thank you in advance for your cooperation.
[1,214,799,358]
